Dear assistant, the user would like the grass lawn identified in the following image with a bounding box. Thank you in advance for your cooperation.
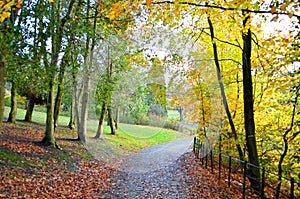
[167,109,180,119]
[3,106,185,154]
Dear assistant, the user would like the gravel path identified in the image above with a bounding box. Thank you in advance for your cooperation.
[105,137,195,198]
[123,137,193,173]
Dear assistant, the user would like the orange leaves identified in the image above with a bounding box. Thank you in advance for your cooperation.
[108,2,124,20]
[0,122,117,198]
[270,6,277,13]
[146,0,152,7]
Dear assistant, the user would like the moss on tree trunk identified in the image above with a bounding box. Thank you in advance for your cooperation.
[8,81,17,123]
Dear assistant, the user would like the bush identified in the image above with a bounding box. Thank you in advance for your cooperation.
[4,95,27,109]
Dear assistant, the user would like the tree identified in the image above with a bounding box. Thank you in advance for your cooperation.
[207,16,244,160]
[0,53,5,128]
[41,0,78,147]
[0,0,22,128]
[140,0,299,192]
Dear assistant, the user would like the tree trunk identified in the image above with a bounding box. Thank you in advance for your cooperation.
[8,81,17,123]
[25,95,35,122]
[242,13,260,192]
[68,90,76,130]
[0,53,6,129]
[108,107,117,135]
[179,108,183,122]
[95,103,106,139]
[42,79,57,147]
[54,32,72,129]
[54,79,64,129]
[78,74,90,144]
[115,107,119,130]
[74,78,81,134]
[76,1,97,144]
[207,17,244,160]
[41,0,76,148]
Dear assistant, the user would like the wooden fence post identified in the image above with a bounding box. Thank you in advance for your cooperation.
[193,137,196,153]
[261,168,265,199]
[228,156,232,187]
[219,153,221,178]
[205,154,208,169]
[210,150,214,173]
[243,161,247,199]
[290,177,294,199]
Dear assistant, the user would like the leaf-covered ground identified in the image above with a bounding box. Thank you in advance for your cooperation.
[0,122,117,198]
[0,121,252,198]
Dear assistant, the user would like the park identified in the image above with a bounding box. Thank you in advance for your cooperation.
[0,0,299,198]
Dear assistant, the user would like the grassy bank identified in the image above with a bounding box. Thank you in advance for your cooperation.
[3,106,185,154]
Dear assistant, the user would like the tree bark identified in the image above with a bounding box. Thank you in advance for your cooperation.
[42,0,76,147]
[78,74,90,143]
[77,3,97,143]
[68,89,76,130]
[54,82,63,129]
[242,12,260,192]
[115,107,119,130]
[95,103,106,139]
[54,31,73,129]
[74,78,81,134]
[108,107,117,135]
[8,81,17,123]
[207,17,244,160]
[0,53,6,129]
[25,95,35,122]
[42,79,56,147]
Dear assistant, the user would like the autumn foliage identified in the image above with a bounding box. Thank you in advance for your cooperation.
[0,122,116,198]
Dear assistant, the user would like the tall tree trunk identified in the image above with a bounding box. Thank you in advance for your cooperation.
[115,107,119,130]
[77,3,97,143]
[78,74,90,143]
[0,53,6,129]
[207,17,244,160]
[25,95,35,122]
[95,103,106,139]
[42,79,57,147]
[108,107,117,135]
[8,81,17,123]
[179,108,183,122]
[54,31,73,129]
[68,90,76,130]
[54,82,63,129]
[242,12,260,192]
[42,0,76,147]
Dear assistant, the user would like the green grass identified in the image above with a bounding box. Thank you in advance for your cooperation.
[167,109,180,119]
[0,151,37,168]
[4,106,70,126]
[4,106,185,152]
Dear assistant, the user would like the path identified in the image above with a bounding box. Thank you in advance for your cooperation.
[106,137,194,198]
[123,137,193,173]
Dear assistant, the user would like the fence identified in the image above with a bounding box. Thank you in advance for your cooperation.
[193,137,299,199]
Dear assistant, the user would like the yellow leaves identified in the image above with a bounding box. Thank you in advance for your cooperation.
[49,0,54,3]
[0,0,22,22]
[281,3,288,12]
[109,12,115,20]
[0,1,13,22]
[174,7,180,17]
[288,12,294,18]
[0,11,10,22]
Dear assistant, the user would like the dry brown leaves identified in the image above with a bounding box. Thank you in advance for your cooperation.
[0,122,117,198]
